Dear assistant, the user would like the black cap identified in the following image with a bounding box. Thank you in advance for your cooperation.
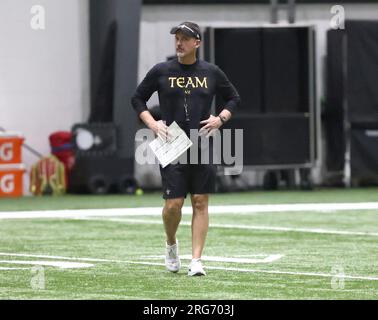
[170,22,201,40]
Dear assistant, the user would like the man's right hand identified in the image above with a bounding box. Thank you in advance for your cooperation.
[139,111,171,142]
[152,120,170,142]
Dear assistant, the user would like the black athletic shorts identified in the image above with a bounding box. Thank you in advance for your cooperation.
[160,163,216,199]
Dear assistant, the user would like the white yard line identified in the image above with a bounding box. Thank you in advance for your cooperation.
[75,217,378,237]
[0,252,377,281]
[209,222,378,236]
[1,202,378,220]
[0,260,93,269]
[0,203,377,236]
[141,254,285,264]
[0,252,126,263]
[203,266,378,281]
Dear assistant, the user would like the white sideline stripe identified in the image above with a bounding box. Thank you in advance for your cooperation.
[1,202,378,219]
[0,260,93,269]
[77,217,378,237]
[0,267,30,270]
[0,253,377,281]
[141,254,284,264]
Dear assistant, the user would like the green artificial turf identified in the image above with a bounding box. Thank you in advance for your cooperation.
[0,188,377,299]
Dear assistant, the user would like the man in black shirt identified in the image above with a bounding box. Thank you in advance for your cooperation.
[132,22,240,276]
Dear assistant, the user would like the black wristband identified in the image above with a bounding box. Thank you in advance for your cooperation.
[218,115,226,125]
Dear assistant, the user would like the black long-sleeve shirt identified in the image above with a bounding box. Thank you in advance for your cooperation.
[131,58,240,132]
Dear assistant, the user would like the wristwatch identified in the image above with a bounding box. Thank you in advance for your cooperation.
[218,115,227,125]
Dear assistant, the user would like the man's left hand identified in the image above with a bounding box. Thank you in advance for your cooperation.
[199,115,222,138]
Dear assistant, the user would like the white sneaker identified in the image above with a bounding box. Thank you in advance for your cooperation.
[188,259,206,276]
[165,240,181,273]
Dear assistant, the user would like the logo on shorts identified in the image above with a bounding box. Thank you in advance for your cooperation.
[166,189,171,195]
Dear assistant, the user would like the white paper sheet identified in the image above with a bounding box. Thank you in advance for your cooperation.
[149,121,193,168]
